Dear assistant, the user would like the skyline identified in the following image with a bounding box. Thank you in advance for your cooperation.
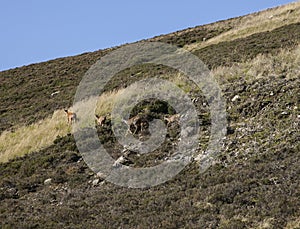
[0,0,297,71]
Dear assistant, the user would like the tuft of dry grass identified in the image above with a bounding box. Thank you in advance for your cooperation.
[0,110,70,163]
[0,89,127,163]
[212,44,300,86]
[95,89,125,116]
[0,89,126,163]
[254,218,276,229]
[167,72,199,93]
[185,1,300,51]
[285,217,300,229]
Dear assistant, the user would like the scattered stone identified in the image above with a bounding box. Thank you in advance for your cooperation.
[231,95,240,102]
[50,91,60,97]
[96,172,106,179]
[44,178,52,185]
[113,156,132,167]
[226,126,235,135]
[191,97,199,103]
[181,126,195,138]
[92,179,100,186]
[5,187,18,198]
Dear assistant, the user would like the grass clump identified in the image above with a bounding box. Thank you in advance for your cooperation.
[0,110,70,163]
[185,1,300,51]
[212,44,300,85]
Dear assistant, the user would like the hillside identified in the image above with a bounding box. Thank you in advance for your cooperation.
[1,2,300,228]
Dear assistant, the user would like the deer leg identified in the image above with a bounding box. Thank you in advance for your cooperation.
[132,124,138,134]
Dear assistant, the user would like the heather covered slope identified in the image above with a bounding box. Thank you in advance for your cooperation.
[1,1,300,134]
[0,2,300,228]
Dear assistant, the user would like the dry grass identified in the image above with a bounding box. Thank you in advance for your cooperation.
[95,88,125,116]
[95,75,196,115]
[254,218,276,229]
[285,217,300,229]
[0,89,126,163]
[167,72,199,93]
[185,1,300,51]
[212,44,300,85]
[0,110,70,163]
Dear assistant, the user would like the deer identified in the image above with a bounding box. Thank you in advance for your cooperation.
[95,114,107,126]
[164,114,180,126]
[64,109,77,124]
[123,115,145,135]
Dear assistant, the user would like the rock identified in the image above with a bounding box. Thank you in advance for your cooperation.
[96,172,106,179]
[44,178,52,185]
[226,126,235,135]
[191,97,199,103]
[92,179,100,186]
[113,156,132,167]
[181,126,195,138]
[50,91,60,97]
[231,95,240,102]
[5,187,18,198]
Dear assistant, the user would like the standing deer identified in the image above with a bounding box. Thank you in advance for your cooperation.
[164,114,180,126]
[64,109,77,124]
[123,115,144,135]
[95,114,106,126]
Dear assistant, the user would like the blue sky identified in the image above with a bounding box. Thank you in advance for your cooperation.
[0,0,296,71]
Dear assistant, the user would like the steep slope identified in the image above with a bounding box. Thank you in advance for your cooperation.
[1,1,300,134]
[0,2,300,228]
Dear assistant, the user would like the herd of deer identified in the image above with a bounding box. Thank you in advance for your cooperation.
[64,109,180,134]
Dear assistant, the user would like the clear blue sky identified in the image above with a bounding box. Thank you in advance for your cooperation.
[0,0,296,71]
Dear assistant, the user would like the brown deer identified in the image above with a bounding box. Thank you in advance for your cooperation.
[164,114,180,126]
[95,114,106,126]
[64,109,77,124]
[123,115,144,135]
